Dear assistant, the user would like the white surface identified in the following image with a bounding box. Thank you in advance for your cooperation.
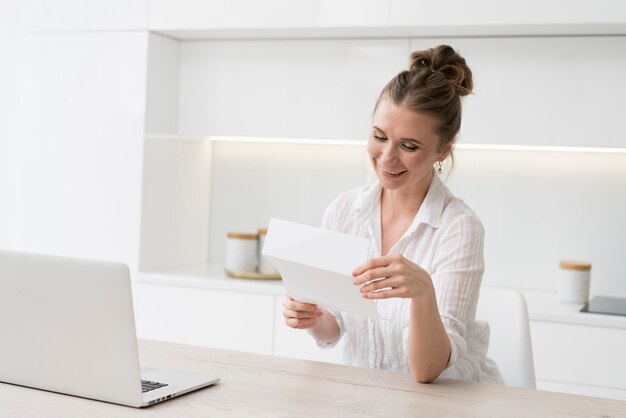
[138,263,284,296]
[263,218,376,317]
[0,0,22,249]
[137,265,626,330]
[177,38,408,139]
[476,289,536,389]
[522,290,626,330]
[145,33,180,134]
[17,31,148,269]
[139,136,212,272]
[410,36,626,148]
[22,0,148,31]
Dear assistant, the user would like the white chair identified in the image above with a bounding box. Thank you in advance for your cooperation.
[476,288,536,389]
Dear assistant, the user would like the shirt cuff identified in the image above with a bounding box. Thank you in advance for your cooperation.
[309,309,345,349]
[443,330,468,370]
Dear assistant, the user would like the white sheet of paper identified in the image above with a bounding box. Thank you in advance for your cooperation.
[262,218,378,318]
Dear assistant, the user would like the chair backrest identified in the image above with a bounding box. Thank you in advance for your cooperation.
[476,288,536,389]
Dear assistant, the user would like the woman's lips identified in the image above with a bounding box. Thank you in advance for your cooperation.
[381,168,407,177]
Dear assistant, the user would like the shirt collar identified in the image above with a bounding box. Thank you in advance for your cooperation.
[354,173,447,232]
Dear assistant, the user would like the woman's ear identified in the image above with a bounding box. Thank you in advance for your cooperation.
[438,141,455,162]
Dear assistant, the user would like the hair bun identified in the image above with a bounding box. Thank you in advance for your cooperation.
[410,45,473,97]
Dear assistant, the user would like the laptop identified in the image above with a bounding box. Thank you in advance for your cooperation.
[0,249,220,407]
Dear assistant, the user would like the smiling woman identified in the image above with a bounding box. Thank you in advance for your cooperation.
[282,45,504,385]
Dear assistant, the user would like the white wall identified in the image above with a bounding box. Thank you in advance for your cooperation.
[448,147,626,296]
[0,0,23,249]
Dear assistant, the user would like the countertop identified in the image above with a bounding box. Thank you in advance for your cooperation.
[136,263,626,330]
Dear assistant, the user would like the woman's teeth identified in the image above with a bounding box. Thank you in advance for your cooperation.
[383,168,407,176]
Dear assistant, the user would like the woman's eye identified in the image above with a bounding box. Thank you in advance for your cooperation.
[373,135,387,141]
[402,142,418,151]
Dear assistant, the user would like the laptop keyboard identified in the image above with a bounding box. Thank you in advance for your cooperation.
[141,380,169,393]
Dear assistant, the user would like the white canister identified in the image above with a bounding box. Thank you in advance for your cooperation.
[225,232,258,273]
[558,260,591,304]
[257,228,279,275]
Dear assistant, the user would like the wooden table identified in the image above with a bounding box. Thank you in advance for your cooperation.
[1,339,624,417]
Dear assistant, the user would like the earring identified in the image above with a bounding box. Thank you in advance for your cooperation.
[436,161,443,175]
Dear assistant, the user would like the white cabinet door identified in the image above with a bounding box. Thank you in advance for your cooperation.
[530,321,626,400]
[178,38,408,140]
[18,32,148,268]
[23,0,148,31]
[273,297,343,364]
[134,283,275,355]
[0,0,22,249]
[410,36,626,148]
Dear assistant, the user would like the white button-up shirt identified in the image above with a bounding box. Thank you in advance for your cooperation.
[318,174,503,384]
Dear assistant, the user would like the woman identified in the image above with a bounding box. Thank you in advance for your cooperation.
[282,45,503,384]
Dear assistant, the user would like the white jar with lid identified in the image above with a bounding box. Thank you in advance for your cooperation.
[558,260,591,304]
[225,232,258,273]
[257,228,279,276]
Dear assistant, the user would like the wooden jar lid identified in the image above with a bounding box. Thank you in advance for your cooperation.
[227,232,258,240]
[559,260,591,271]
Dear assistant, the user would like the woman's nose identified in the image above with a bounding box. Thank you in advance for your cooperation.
[381,143,398,163]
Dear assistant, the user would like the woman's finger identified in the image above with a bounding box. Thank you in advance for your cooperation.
[352,255,394,277]
[360,276,403,293]
[283,297,319,313]
[353,265,395,286]
[285,317,318,329]
[283,308,322,320]
[362,286,405,300]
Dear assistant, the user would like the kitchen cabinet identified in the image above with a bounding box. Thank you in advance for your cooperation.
[175,38,408,140]
[390,0,626,35]
[22,0,148,31]
[531,321,626,398]
[17,31,149,267]
[148,0,390,34]
[410,36,626,148]
[134,282,275,354]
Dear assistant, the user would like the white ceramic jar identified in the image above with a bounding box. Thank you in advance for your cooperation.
[558,260,592,304]
[257,228,279,276]
[225,232,258,273]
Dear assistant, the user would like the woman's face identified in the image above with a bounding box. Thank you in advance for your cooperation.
[368,98,451,194]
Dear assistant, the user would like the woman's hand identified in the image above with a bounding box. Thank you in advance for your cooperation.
[353,253,432,299]
[282,295,324,329]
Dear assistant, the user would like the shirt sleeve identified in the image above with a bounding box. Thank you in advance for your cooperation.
[415,214,485,368]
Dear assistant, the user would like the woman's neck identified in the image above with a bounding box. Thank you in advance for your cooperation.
[380,175,432,221]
